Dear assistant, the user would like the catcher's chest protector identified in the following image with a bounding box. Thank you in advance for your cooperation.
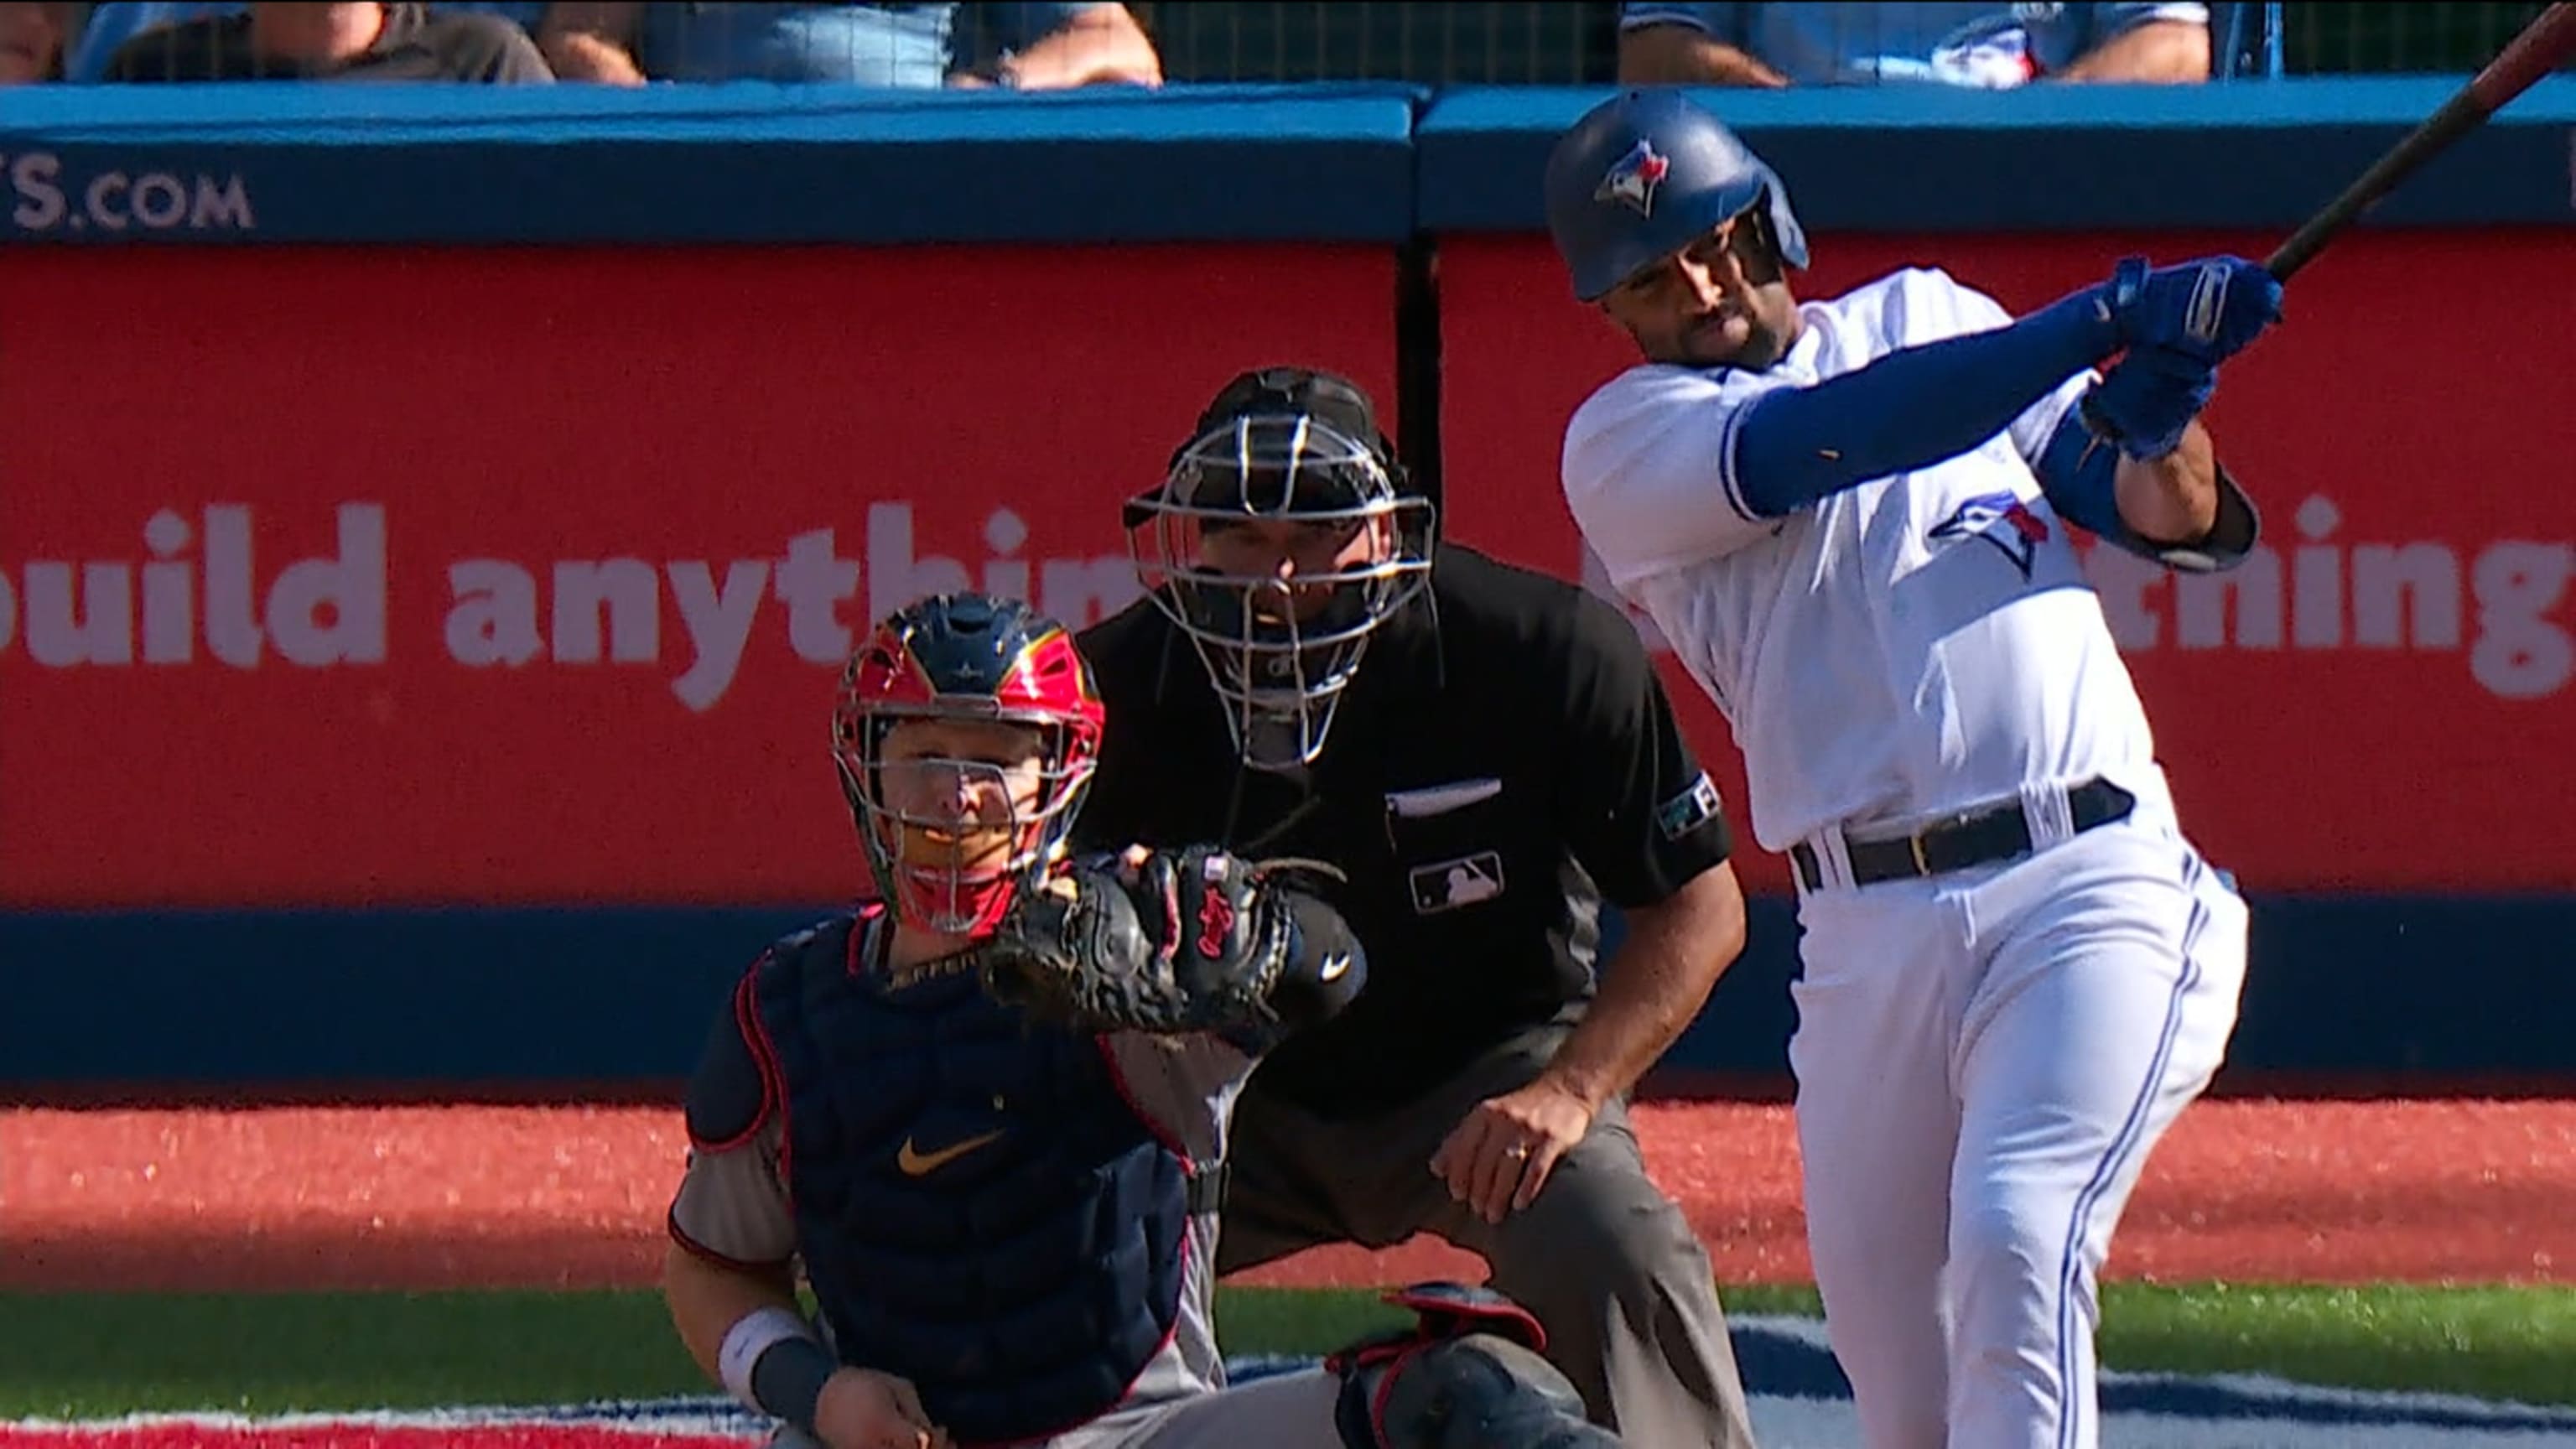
[749,923,1192,1445]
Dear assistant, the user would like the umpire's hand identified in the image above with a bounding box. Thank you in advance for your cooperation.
[1431,1078,1597,1225]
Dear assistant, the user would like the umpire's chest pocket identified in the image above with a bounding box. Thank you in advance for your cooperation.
[1382,778,1517,917]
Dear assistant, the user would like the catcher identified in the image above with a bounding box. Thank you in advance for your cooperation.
[660,589,1623,1449]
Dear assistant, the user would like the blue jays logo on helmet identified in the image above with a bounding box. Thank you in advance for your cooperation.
[1594,138,1671,219]
[1929,491,2053,580]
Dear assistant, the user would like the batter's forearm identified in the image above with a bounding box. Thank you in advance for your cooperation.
[2111,420,2220,544]
[1735,287,2122,516]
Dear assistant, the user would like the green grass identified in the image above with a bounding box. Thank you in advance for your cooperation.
[2094,1283,2576,1406]
[0,1284,2569,1419]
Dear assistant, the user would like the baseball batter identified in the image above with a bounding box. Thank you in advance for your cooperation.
[1542,91,2277,1449]
[659,590,1623,1449]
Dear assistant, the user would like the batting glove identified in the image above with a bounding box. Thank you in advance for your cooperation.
[2101,255,2283,366]
[2080,343,2217,460]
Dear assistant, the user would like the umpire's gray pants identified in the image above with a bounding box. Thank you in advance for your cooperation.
[1216,1021,1759,1449]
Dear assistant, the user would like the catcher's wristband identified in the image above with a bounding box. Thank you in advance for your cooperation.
[719,1306,834,1435]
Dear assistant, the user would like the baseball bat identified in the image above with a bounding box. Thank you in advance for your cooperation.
[2266,1,2576,281]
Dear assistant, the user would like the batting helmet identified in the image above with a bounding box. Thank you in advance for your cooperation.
[1543,89,1810,304]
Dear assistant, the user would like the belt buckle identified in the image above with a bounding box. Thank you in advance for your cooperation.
[1907,832,1930,877]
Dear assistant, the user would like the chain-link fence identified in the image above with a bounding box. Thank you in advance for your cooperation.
[2278,2,2564,74]
[1137,2,2575,86]
[1134,3,1617,86]
[22,3,2576,88]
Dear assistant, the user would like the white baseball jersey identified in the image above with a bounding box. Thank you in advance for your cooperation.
[1562,266,2168,855]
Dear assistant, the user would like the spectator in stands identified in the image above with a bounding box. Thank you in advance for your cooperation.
[59,2,538,80]
[1618,3,2215,87]
[101,0,551,80]
[0,3,70,80]
[532,2,1161,88]
[55,2,229,82]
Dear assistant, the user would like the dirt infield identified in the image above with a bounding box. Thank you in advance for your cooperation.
[2,1099,2566,1294]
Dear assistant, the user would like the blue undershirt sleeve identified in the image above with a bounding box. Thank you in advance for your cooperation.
[1732,286,2122,517]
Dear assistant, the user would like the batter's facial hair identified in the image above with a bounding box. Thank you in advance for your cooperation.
[1722,212,1799,369]
[1732,309,1794,371]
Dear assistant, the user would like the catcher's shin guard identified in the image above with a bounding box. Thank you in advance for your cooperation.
[1326,1283,1622,1448]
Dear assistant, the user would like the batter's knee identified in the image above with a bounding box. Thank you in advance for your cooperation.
[1327,1283,1623,1448]
[1949,1197,2070,1290]
[1946,1197,2085,1348]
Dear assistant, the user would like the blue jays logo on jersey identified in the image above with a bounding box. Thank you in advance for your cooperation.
[1929,491,2052,579]
[1594,138,1671,218]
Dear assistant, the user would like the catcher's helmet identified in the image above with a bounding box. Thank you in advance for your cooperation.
[1124,366,1436,774]
[831,592,1105,937]
[1544,88,1809,304]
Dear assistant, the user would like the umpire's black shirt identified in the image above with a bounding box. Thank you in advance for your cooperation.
[1073,543,1736,1120]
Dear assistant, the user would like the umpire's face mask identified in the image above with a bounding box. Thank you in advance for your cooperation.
[1128,414,1435,773]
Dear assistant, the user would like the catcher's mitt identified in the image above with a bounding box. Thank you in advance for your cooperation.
[976,844,1320,1035]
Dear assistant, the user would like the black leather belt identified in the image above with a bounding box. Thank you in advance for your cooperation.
[1790,777,2137,891]
[1186,1161,1230,1213]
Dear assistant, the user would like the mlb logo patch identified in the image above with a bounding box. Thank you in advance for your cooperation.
[1409,852,1506,914]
